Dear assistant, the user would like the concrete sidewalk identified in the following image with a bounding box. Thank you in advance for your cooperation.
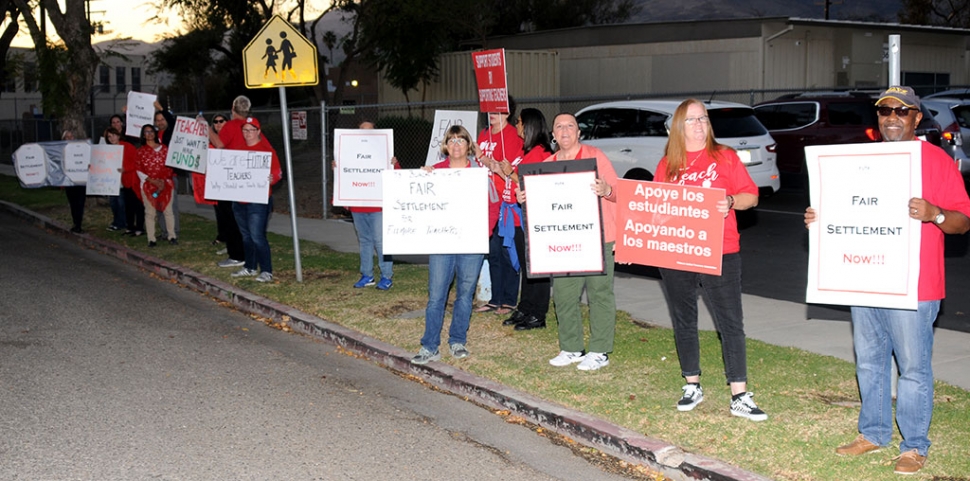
[178,194,970,391]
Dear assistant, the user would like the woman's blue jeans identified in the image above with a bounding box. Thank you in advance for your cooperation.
[233,199,273,273]
[421,253,484,351]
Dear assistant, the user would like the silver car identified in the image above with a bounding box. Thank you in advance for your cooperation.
[575,100,781,194]
[922,97,970,175]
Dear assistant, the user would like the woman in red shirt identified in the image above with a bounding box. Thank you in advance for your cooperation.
[136,124,176,247]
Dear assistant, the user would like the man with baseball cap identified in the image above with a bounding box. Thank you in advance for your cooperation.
[806,86,970,474]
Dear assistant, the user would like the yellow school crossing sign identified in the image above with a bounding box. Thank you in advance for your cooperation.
[243,15,318,88]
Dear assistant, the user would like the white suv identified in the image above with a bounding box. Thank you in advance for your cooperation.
[575,100,781,194]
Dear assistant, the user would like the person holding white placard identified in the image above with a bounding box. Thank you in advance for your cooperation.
[411,125,497,365]
[806,86,970,475]
[654,99,764,421]
[522,113,618,372]
[61,130,87,234]
[136,125,177,248]
[104,127,143,237]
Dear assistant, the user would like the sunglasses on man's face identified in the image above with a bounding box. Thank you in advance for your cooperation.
[876,106,915,117]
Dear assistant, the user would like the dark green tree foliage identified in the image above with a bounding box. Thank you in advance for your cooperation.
[0,0,22,99]
[899,0,970,27]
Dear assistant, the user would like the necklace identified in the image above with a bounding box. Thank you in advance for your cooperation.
[684,150,703,171]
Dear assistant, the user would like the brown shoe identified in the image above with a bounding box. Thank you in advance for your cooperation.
[835,434,881,456]
[893,449,927,475]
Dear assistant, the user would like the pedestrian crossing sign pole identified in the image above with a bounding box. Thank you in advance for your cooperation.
[242,15,319,282]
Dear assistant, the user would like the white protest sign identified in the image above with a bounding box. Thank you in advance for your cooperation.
[425,110,478,166]
[523,171,604,275]
[165,116,209,174]
[126,91,157,137]
[204,148,273,204]
[63,141,91,185]
[13,143,48,186]
[806,141,922,310]
[86,144,124,196]
[382,168,488,254]
[333,129,393,207]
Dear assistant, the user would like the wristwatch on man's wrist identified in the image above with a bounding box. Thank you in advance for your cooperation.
[934,209,945,225]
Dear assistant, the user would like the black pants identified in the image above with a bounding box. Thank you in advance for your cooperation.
[216,200,244,261]
[65,186,86,229]
[122,187,145,232]
[513,226,551,320]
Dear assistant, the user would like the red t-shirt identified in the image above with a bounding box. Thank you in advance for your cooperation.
[218,118,249,150]
[503,145,551,226]
[479,123,524,231]
[917,141,970,300]
[655,147,758,254]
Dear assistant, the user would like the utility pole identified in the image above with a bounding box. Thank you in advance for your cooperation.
[816,0,842,20]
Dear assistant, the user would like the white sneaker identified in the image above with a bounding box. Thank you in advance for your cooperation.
[217,258,245,268]
[255,272,274,283]
[677,384,704,411]
[231,267,257,278]
[549,350,586,367]
[576,352,609,371]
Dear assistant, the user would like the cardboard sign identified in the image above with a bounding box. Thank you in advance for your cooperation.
[165,116,209,174]
[63,141,91,185]
[425,110,478,166]
[615,180,725,275]
[126,91,157,138]
[204,148,273,204]
[382,168,488,255]
[520,159,604,277]
[13,143,47,187]
[805,141,922,309]
[333,129,394,207]
[471,49,509,113]
[86,144,124,196]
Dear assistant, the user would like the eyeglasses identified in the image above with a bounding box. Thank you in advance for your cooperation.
[214,119,227,124]
[448,138,467,144]
[242,128,259,133]
[685,116,709,125]
[876,106,914,117]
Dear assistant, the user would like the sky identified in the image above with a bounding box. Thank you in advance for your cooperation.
[9,0,182,48]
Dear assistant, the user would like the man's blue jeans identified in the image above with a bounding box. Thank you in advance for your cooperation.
[850,302,938,456]
[109,194,125,228]
[421,253,484,352]
[351,211,392,279]
[233,199,273,274]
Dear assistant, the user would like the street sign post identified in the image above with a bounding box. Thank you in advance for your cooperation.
[243,15,320,283]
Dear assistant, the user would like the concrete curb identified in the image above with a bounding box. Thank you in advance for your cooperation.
[1,199,770,481]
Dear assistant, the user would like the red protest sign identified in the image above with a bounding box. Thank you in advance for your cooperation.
[615,179,725,275]
[471,49,509,113]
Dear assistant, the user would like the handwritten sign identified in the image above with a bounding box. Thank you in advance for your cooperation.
[165,116,209,174]
[615,180,724,275]
[204,148,273,204]
[471,49,509,113]
[86,144,124,195]
[805,141,922,309]
[333,128,394,207]
[13,143,48,187]
[63,141,91,185]
[425,110,478,166]
[125,91,157,138]
[382,168,488,255]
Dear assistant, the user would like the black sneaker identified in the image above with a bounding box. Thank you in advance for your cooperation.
[503,310,525,326]
[677,384,704,411]
[730,392,768,421]
[169,238,179,245]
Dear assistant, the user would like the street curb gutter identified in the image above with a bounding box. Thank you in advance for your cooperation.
[2,200,770,481]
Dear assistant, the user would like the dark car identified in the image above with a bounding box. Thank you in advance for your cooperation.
[754,92,945,187]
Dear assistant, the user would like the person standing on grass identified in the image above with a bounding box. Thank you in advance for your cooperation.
[655,99,766,422]
[229,117,282,284]
[61,130,87,234]
[136,124,177,248]
[195,113,245,269]
[518,113,618,372]
[345,121,398,291]
[410,125,498,365]
[806,86,970,475]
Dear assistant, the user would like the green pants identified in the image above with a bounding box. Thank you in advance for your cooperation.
[552,242,616,354]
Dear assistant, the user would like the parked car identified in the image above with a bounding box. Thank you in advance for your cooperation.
[922,97,970,175]
[574,100,780,194]
[753,92,947,183]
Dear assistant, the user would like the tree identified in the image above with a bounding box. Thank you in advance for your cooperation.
[0,0,22,100]
[899,0,970,27]
[10,0,99,137]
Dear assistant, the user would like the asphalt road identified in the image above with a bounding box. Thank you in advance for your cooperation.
[0,212,630,481]
[618,189,970,332]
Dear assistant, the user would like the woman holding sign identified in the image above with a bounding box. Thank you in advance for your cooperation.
[105,127,144,237]
[410,125,498,365]
[136,124,177,247]
[655,99,766,421]
[528,113,619,372]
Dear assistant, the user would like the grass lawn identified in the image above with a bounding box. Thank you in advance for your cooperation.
[4,175,969,480]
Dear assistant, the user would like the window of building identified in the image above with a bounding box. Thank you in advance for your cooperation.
[99,65,110,90]
[24,62,38,93]
[115,67,126,94]
[903,72,951,96]
[131,67,141,92]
